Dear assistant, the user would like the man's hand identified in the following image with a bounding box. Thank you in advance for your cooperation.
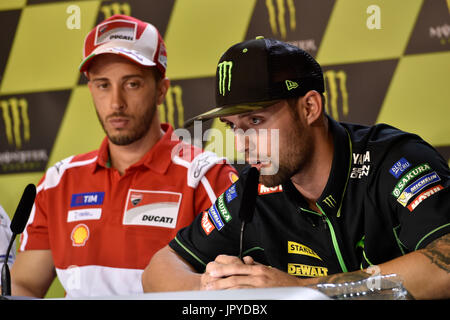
[200,255,303,290]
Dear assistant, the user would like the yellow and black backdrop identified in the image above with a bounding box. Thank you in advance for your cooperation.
[0,0,449,297]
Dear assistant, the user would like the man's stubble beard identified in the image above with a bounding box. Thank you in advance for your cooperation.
[259,112,313,187]
[97,97,157,146]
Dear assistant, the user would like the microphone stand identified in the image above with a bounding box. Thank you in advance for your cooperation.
[238,167,260,261]
[1,183,36,299]
[1,233,16,297]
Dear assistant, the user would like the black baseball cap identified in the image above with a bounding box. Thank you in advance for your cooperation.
[184,37,324,127]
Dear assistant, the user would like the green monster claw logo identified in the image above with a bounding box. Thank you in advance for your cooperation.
[218,61,233,96]
[322,194,336,208]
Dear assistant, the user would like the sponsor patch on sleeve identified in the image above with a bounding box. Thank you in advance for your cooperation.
[389,157,411,178]
[225,184,237,203]
[391,163,431,198]
[258,184,283,195]
[396,172,441,206]
[201,211,215,235]
[217,194,232,223]
[208,204,224,230]
[407,185,444,212]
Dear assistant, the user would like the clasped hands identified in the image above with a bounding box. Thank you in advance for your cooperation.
[200,254,303,290]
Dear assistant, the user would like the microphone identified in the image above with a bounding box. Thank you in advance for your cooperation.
[238,167,260,260]
[1,184,36,297]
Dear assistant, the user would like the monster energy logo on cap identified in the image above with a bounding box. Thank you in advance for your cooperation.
[218,61,233,96]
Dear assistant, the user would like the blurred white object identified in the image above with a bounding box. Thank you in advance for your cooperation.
[314,274,410,300]
[0,205,15,268]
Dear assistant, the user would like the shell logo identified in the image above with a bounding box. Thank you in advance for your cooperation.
[229,172,239,183]
[71,224,90,247]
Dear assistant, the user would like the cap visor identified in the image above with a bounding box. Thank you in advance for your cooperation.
[183,100,280,128]
[79,47,156,72]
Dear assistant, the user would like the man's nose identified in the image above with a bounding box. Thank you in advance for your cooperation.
[110,86,126,111]
[234,130,257,160]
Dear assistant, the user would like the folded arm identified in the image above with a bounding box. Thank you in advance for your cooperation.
[10,249,56,298]
[143,234,450,299]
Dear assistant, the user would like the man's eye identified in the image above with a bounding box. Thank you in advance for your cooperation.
[127,81,140,88]
[250,117,262,125]
[97,83,108,89]
[224,122,236,130]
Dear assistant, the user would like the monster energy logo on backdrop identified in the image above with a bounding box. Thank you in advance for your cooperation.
[1,98,30,149]
[0,97,48,173]
[265,0,296,39]
[324,70,349,121]
[100,2,131,19]
[218,61,233,96]
[158,85,184,128]
[322,195,336,208]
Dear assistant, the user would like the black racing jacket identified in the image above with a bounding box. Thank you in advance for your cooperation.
[169,116,450,277]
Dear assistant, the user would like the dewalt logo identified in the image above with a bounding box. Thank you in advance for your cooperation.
[158,85,185,128]
[288,263,328,277]
[265,0,296,39]
[0,97,30,149]
[100,2,131,19]
[323,70,349,121]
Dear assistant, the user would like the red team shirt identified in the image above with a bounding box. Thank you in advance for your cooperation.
[20,124,237,297]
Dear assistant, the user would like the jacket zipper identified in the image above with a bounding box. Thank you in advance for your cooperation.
[316,203,348,273]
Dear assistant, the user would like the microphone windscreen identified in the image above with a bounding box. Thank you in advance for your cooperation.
[238,167,260,223]
[10,184,36,234]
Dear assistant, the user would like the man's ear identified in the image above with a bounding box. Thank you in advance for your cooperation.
[302,90,323,125]
[156,78,170,106]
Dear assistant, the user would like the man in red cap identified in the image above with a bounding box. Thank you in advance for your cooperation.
[10,15,237,298]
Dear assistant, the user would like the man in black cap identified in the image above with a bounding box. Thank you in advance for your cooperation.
[142,38,450,299]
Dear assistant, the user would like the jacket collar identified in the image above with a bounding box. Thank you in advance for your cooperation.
[283,115,352,217]
[93,123,176,175]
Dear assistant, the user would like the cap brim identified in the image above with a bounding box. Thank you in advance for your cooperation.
[79,47,156,73]
[183,100,281,128]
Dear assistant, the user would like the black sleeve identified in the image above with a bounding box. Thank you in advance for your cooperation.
[169,174,246,272]
[378,137,450,252]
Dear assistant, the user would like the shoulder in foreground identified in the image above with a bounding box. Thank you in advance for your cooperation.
[39,150,99,190]
[340,121,428,147]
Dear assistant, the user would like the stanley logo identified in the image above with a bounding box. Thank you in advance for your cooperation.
[265,0,296,39]
[158,85,184,128]
[288,241,322,260]
[0,98,30,149]
[218,61,233,96]
[100,2,131,19]
[324,70,349,121]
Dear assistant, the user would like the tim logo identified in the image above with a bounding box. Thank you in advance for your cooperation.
[158,85,185,128]
[323,70,349,121]
[0,98,30,149]
[70,192,105,207]
[217,61,233,96]
[265,0,296,39]
[100,2,131,19]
